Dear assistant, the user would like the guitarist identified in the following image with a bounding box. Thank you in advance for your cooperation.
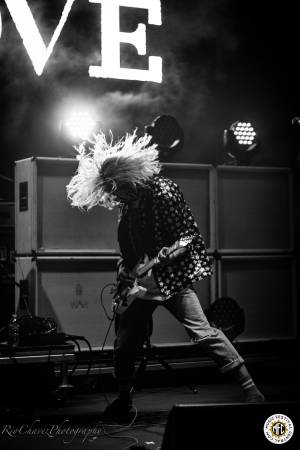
[67,130,264,417]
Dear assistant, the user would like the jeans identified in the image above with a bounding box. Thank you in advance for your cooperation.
[114,287,244,387]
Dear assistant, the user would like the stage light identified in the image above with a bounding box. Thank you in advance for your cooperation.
[145,115,184,159]
[223,120,260,165]
[62,110,98,141]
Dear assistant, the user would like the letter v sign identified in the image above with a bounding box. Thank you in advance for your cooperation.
[4,0,75,75]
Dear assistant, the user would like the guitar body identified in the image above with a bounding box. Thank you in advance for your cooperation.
[112,282,148,315]
[112,236,194,315]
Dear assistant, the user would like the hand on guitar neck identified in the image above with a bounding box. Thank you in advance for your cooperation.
[113,235,195,314]
[157,243,188,267]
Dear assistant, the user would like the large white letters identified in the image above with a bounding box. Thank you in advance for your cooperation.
[3,0,163,82]
[4,0,75,75]
[89,0,162,83]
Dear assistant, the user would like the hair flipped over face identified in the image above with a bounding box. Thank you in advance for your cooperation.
[66,130,161,210]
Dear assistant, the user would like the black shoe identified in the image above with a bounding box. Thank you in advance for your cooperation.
[102,396,133,420]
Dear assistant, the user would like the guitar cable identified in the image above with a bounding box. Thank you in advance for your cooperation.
[65,337,81,378]
[64,336,94,379]
[100,282,116,321]
[98,283,120,405]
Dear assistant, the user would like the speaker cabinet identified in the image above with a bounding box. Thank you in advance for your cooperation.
[15,157,119,255]
[216,166,293,252]
[14,159,296,345]
[162,164,214,251]
[218,256,296,340]
[15,257,117,350]
[15,158,213,255]
[15,256,215,350]
[161,402,299,449]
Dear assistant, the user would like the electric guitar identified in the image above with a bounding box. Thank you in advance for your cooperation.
[112,235,195,315]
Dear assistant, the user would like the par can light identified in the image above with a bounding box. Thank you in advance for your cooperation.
[223,120,260,165]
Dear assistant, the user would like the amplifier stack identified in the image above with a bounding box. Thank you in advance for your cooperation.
[14,158,296,349]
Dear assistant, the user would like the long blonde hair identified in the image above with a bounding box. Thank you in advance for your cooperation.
[66,130,161,210]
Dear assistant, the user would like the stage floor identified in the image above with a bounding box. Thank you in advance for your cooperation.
[0,354,299,450]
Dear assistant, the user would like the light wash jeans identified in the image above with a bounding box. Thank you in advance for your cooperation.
[114,287,244,387]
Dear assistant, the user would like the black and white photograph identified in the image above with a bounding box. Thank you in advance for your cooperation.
[0,0,299,448]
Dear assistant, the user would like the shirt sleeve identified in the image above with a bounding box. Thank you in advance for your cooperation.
[154,178,212,275]
[155,179,201,242]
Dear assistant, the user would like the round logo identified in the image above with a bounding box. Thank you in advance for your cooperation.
[264,414,294,444]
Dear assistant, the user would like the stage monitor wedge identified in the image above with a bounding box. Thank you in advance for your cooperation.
[161,402,299,449]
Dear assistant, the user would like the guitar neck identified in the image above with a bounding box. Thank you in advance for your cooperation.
[135,241,180,278]
[135,257,159,278]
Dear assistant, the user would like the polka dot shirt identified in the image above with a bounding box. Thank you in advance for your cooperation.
[118,176,213,300]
